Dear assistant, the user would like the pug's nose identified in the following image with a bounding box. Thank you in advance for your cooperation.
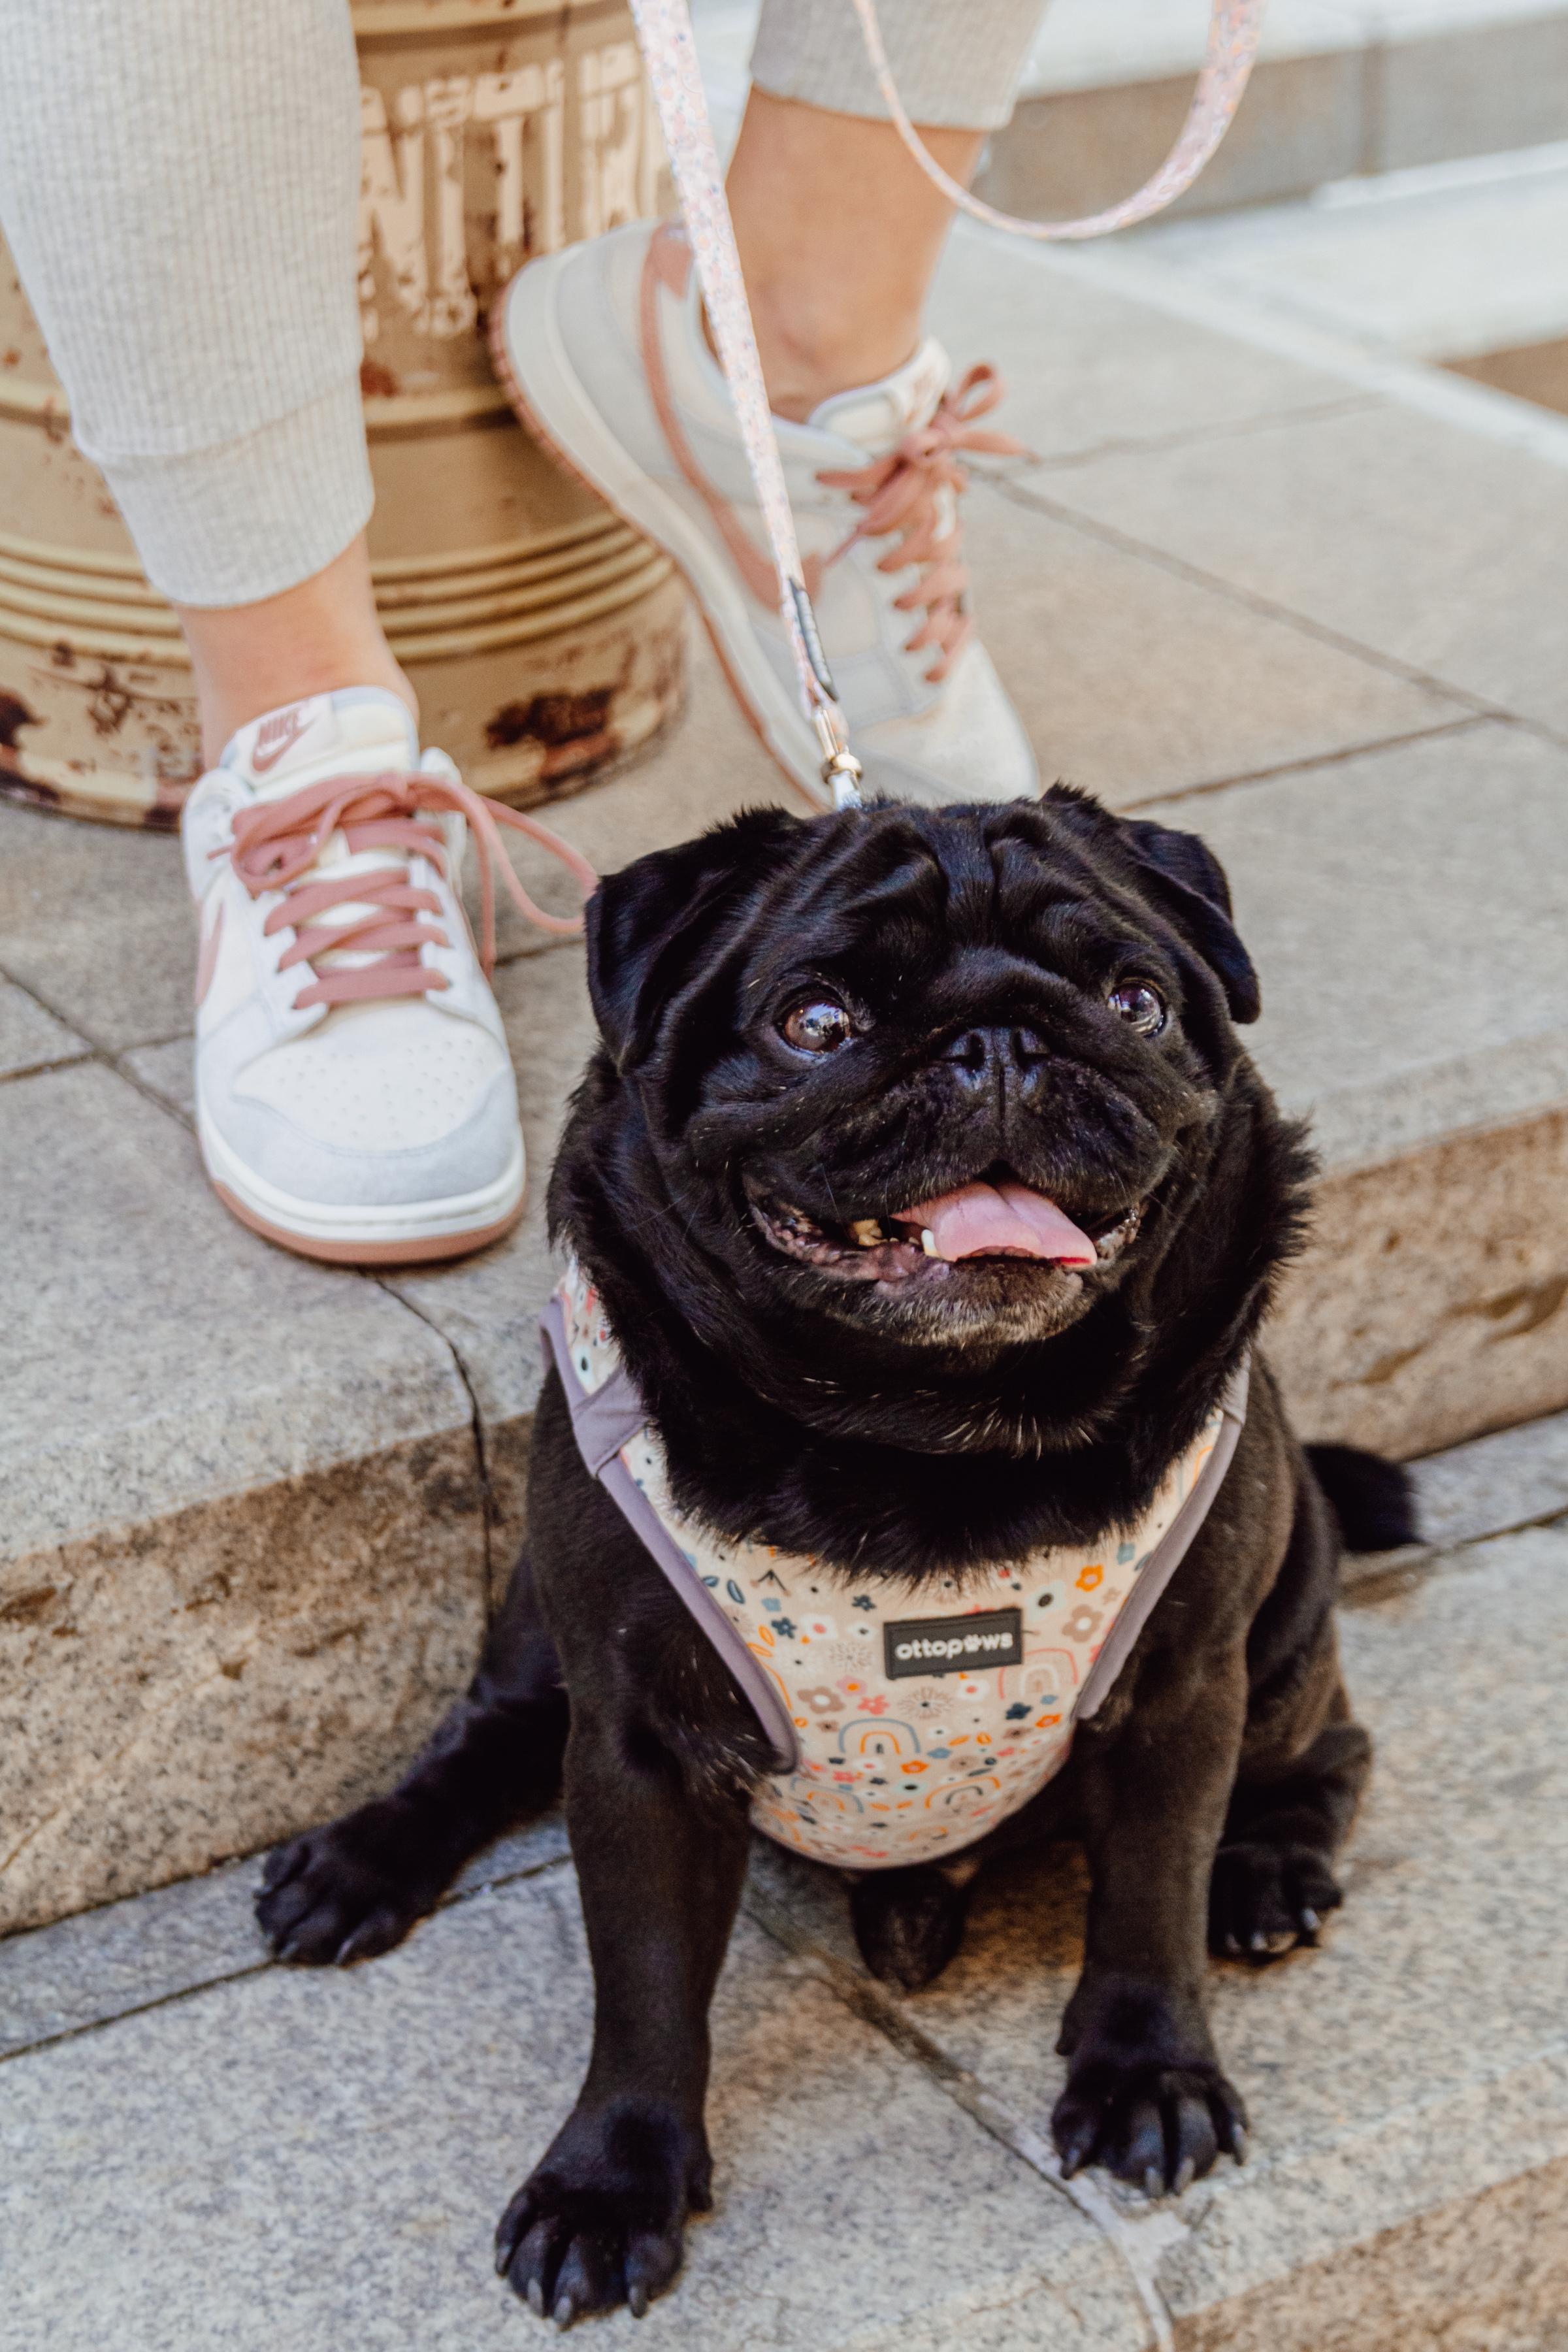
[940,1027,1049,1085]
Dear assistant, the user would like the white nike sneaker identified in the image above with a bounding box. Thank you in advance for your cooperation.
[180,687,593,1266]
[493,219,1037,810]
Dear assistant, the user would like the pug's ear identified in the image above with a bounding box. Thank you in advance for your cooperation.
[1120,817,1261,1024]
[586,807,804,1070]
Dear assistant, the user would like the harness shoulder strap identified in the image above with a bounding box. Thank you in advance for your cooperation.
[1075,1358,1252,1720]
[540,1296,800,1772]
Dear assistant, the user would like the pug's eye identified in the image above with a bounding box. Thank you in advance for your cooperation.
[1109,981,1168,1036]
[781,997,855,1054]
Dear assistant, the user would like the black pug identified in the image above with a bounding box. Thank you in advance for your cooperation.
[257,788,1414,2325]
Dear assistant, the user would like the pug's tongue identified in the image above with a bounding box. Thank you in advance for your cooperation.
[899,1181,1099,1266]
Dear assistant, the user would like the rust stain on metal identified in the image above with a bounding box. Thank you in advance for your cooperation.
[86,666,134,739]
[0,689,39,760]
[485,685,615,751]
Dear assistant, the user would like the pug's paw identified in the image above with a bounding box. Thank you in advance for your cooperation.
[1053,2055,1247,2196]
[495,2104,708,2325]
[255,1798,453,1966]
[1209,1836,1343,1961]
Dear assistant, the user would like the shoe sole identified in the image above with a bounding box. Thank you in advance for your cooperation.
[198,1110,527,1267]
[491,252,832,816]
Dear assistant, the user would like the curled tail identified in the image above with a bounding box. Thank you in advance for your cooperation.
[1306,1443,1419,1554]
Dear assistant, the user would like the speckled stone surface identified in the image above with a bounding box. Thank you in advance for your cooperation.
[0,1891,1147,2352]
[0,975,86,1079]
[1134,724,1568,1456]
[1,1507,1564,2347]
[0,1062,486,1934]
[751,1518,1568,2345]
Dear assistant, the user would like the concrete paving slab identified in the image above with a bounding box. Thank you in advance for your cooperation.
[0,1819,569,2063]
[928,223,1358,465]
[4,1498,1565,2345]
[1409,1403,1568,1547]
[1027,395,1568,735]
[963,479,1464,803]
[1132,724,1568,1454]
[1132,144,1568,363]
[0,1063,487,1933]
[749,1516,1568,2348]
[0,972,87,1078]
[0,794,190,1052]
[0,1886,1146,2352]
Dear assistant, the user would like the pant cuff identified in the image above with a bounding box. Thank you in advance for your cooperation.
[99,372,374,608]
[749,0,1043,131]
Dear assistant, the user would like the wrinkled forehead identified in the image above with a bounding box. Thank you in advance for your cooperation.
[744,802,1139,983]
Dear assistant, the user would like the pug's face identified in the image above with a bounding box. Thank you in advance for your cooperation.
[583,791,1260,1356]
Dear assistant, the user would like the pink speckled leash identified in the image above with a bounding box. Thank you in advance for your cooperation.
[627,0,1267,809]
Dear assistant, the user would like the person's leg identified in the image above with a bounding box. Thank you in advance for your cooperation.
[175,537,413,768]
[0,1,560,1266]
[496,0,1047,811]
[736,0,1041,416]
[725,95,984,424]
[0,0,403,762]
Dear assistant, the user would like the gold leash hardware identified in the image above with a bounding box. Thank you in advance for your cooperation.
[813,706,864,810]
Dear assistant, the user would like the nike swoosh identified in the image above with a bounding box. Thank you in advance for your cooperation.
[251,711,312,774]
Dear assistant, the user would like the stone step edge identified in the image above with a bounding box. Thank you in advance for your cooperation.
[980,10,1568,221]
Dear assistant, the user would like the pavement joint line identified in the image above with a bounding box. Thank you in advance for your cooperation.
[1342,1501,1568,1605]
[1109,713,1495,811]
[984,468,1527,726]
[998,226,1568,476]
[742,1876,1180,2352]
[0,1842,575,2069]
[984,393,1381,480]
[0,1049,87,1086]
[378,1275,498,1597]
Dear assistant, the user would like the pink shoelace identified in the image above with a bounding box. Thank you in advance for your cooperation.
[813,365,1028,685]
[226,770,598,1012]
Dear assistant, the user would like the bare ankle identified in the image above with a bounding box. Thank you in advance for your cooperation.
[703,295,921,424]
[174,534,417,764]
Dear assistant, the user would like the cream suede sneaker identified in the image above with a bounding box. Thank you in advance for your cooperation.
[180,687,593,1265]
[494,219,1037,810]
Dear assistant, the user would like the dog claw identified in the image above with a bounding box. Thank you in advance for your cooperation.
[1173,2155,1196,2196]
[1249,1931,1269,1953]
[1143,2163,1164,2200]
[1299,1907,1320,1933]
[526,2278,545,2317]
[1223,1933,1242,1955]
[1231,2124,1248,2166]
[554,2291,575,2328]
[629,2283,649,2319]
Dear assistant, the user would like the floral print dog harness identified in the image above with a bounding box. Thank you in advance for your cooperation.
[543,1262,1248,1872]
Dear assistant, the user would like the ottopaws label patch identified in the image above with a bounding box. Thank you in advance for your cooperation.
[884,1607,1023,1678]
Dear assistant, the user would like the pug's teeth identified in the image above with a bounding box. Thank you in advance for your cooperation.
[848,1219,885,1247]
[921,1228,939,1258]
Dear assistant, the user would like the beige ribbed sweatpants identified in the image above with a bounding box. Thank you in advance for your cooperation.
[0,0,1044,609]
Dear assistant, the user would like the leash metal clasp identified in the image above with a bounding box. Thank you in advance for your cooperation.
[813,706,864,811]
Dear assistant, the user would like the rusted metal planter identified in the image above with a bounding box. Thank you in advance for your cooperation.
[0,0,684,830]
